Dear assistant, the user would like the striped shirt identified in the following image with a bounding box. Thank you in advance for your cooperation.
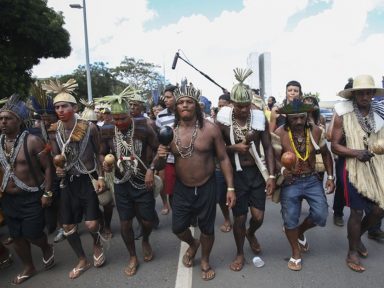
[156,108,175,163]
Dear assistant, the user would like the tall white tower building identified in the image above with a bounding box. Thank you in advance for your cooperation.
[259,52,272,98]
[246,52,260,89]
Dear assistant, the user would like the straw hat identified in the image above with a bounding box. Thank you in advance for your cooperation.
[338,75,384,99]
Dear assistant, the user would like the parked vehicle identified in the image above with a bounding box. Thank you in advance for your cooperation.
[320,108,333,122]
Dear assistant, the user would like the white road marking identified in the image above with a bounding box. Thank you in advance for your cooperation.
[175,227,195,288]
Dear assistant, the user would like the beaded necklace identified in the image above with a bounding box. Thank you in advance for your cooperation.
[288,127,310,161]
[175,120,199,158]
[232,112,251,142]
[353,102,375,134]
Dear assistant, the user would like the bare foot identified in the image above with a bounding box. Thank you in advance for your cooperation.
[124,257,139,277]
[182,239,200,268]
[229,255,244,272]
[246,229,261,254]
[142,241,154,262]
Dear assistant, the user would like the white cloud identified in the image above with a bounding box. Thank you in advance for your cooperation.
[34,0,384,105]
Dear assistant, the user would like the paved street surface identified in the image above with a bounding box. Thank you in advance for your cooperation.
[1,194,384,288]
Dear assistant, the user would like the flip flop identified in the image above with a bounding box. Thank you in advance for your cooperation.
[69,263,91,279]
[0,253,12,270]
[346,258,365,273]
[298,235,309,252]
[93,248,106,268]
[11,271,36,285]
[124,262,139,277]
[287,257,302,271]
[43,245,55,270]
[357,242,368,258]
[220,223,232,233]
[182,240,200,268]
[201,266,215,281]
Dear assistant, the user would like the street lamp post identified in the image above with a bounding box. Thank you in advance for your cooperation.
[70,0,92,102]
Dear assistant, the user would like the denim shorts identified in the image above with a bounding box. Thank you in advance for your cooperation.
[280,175,328,229]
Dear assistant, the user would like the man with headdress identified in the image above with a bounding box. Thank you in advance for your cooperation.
[100,86,159,277]
[331,74,384,272]
[0,94,54,284]
[156,84,235,281]
[43,79,106,279]
[30,81,66,243]
[275,98,334,271]
[216,68,276,272]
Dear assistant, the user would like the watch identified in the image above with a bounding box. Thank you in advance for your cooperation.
[43,191,53,198]
[149,164,156,171]
[327,175,335,180]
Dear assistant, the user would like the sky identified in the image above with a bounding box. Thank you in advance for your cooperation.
[33,0,384,105]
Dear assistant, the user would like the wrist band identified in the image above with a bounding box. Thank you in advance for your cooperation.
[98,176,105,180]
[327,175,334,180]
[227,187,235,191]
[268,175,276,179]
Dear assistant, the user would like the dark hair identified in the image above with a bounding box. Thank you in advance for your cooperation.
[164,84,177,94]
[283,114,312,131]
[268,96,276,103]
[286,80,303,96]
[174,101,204,129]
[218,93,231,102]
[251,88,260,95]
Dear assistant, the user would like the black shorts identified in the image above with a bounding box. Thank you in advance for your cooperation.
[114,180,156,222]
[232,165,266,217]
[1,190,45,239]
[60,174,100,225]
[172,175,217,235]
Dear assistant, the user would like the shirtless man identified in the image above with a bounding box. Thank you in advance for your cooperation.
[156,84,235,281]
[216,69,276,272]
[275,99,334,271]
[0,95,54,285]
[45,79,106,279]
[100,92,159,277]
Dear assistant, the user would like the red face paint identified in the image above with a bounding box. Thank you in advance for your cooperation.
[115,121,130,130]
[57,110,74,122]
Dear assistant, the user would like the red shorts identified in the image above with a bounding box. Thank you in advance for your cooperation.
[164,163,176,195]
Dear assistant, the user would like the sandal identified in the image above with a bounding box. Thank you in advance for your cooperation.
[298,235,309,252]
[11,270,36,285]
[43,245,55,270]
[229,257,244,272]
[0,253,12,270]
[69,263,91,279]
[346,253,365,273]
[287,257,302,271]
[246,230,261,254]
[182,240,200,268]
[201,266,215,281]
[93,248,106,268]
[124,261,139,277]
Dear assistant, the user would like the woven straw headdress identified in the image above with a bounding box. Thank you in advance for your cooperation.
[42,79,78,104]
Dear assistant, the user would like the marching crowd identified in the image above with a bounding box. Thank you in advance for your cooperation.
[0,70,383,285]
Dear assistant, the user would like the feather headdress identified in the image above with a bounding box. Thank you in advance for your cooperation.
[230,68,253,103]
[277,99,315,115]
[42,78,78,104]
[30,81,55,115]
[0,94,30,122]
[174,83,201,103]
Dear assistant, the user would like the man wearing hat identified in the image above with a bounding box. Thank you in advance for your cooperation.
[216,68,276,272]
[156,84,235,281]
[275,98,334,271]
[44,79,106,279]
[0,94,54,284]
[100,88,159,277]
[331,74,384,272]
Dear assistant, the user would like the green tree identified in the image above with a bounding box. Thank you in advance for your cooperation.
[56,62,126,101]
[0,0,71,98]
[112,57,164,94]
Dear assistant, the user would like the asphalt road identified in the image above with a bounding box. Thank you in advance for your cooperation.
[1,194,384,288]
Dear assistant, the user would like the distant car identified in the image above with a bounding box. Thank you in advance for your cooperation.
[320,108,333,122]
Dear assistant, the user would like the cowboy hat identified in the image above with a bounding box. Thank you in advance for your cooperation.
[338,75,384,99]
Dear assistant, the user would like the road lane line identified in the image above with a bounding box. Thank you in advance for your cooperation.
[175,227,195,288]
